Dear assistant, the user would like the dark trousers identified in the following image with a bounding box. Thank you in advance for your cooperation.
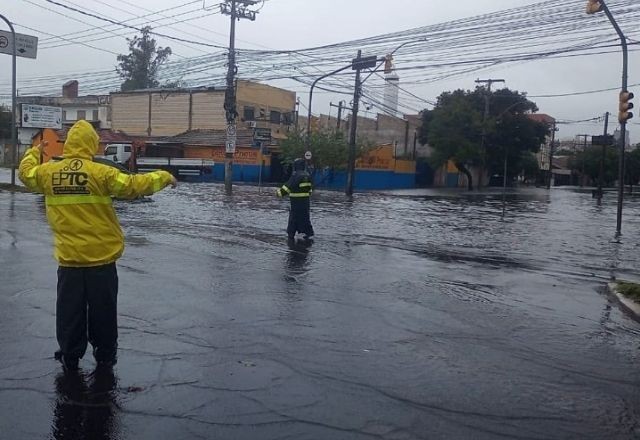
[287,198,314,238]
[56,263,118,361]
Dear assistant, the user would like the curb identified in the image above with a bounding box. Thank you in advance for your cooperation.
[607,282,640,321]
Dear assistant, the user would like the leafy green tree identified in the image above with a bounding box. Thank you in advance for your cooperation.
[420,87,548,190]
[116,27,173,91]
[280,131,371,171]
[569,146,618,186]
[625,148,640,191]
[520,151,541,184]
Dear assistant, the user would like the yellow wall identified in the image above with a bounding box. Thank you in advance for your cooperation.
[111,82,296,139]
[184,145,271,166]
[446,160,459,173]
[111,90,227,136]
[356,144,416,173]
[236,80,296,111]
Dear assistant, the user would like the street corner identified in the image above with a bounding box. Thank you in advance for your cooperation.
[607,281,640,321]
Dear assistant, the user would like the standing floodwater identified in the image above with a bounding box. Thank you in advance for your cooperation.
[1,172,639,439]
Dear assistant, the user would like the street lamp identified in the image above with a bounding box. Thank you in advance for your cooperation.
[586,0,631,238]
[306,64,353,149]
[306,39,422,145]
[305,39,425,194]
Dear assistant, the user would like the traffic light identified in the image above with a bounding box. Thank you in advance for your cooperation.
[384,54,393,74]
[619,91,634,123]
[586,0,603,14]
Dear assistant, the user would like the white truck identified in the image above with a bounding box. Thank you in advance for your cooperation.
[98,143,132,165]
[96,143,215,178]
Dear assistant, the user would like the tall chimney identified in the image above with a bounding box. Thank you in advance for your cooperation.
[62,80,79,98]
[384,72,400,117]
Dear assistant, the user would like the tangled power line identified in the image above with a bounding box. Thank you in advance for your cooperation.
[1,0,640,121]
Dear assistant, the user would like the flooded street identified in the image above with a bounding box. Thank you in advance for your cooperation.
[1,168,640,439]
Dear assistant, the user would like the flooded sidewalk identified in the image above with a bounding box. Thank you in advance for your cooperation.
[1,173,639,439]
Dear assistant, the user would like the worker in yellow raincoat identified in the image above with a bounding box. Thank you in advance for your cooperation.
[19,120,177,371]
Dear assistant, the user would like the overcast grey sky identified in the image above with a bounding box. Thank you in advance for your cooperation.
[1,0,639,142]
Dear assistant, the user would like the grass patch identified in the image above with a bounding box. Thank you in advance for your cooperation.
[617,282,640,303]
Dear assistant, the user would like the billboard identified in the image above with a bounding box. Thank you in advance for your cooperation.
[21,104,62,129]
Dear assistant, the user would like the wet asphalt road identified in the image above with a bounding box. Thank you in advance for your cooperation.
[1,169,640,439]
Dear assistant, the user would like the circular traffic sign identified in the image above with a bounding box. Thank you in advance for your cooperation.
[304,151,312,160]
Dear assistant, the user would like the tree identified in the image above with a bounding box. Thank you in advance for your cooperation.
[569,146,618,186]
[280,131,372,171]
[419,87,549,190]
[520,151,540,184]
[625,148,640,191]
[116,27,172,91]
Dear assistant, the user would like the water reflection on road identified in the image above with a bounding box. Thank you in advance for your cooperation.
[1,173,639,439]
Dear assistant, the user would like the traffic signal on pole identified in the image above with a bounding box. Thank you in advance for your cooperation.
[384,54,393,74]
[619,91,634,123]
[586,0,603,14]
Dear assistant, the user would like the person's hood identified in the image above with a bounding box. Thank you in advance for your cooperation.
[63,120,99,159]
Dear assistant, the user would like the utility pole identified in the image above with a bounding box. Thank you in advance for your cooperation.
[547,121,557,190]
[476,78,505,188]
[576,134,590,187]
[0,14,17,186]
[331,101,352,130]
[220,0,258,195]
[597,112,610,203]
[330,101,349,130]
[305,42,409,195]
[346,51,364,196]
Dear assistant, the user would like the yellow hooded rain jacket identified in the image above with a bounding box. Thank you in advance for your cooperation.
[19,120,174,267]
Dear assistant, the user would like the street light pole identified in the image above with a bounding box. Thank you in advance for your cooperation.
[0,14,17,186]
[306,64,353,148]
[305,40,424,195]
[590,0,629,237]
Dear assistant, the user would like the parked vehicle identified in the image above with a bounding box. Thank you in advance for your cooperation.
[96,143,132,165]
[96,143,214,178]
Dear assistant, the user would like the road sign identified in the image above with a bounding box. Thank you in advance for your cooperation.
[352,55,378,70]
[592,134,615,146]
[0,30,38,59]
[253,127,271,142]
[304,151,312,160]
[226,122,237,139]
[225,139,236,154]
[21,104,62,129]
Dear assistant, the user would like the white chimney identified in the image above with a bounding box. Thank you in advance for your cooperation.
[384,71,400,117]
